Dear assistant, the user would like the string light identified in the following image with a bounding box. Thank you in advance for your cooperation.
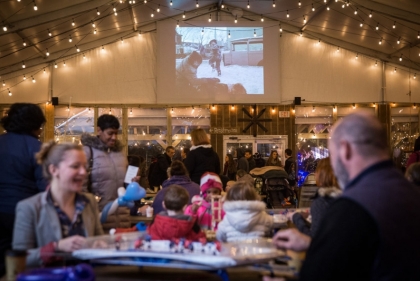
[102,45,104,51]
[68,35,72,42]
[196,0,199,8]
[231,105,235,110]
[354,8,358,15]
[212,104,215,110]
[235,15,237,23]
[183,11,186,18]
[414,73,417,79]
[208,14,211,22]
[312,106,315,112]
[8,89,12,96]
[32,76,36,83]
[414,103,417,108]
[376,23,379,30]
[394,67,397,73]
[373,102,376,107]
[76,45,80,52]
[254,29,256,37]
[33,1,37,11]
[83,53,86,59]
[22,61,25,68]
[399,54,403,61]
[120,37,124,43]
[272,0,275,7]
[176,21,179,28]
[48,29,52,36]
[170,0,172,5]
[352,103,356,109]
[397,37,400,44]
[355,53,358,59]
[23,75,26,80]
[91,21,95,28]
[272,107,275,113]
[93,29,97,34]
[23,40,26,46]
[43,68,45,74]
[369,11,372,18]
[221,1,225,8]
[130,108,133,114]
[247,0,250,8]
[201,28,204,35]
[54,62,58,68]
[144,0,147,3]
[393,21,396,29]
[63,61,66,66]
[261,15,264,22]
[418,32,420,39]
[151,11,154,17]
[312,3,315,11]
[379,37,382,45]
[336,46,340,52]
[108,108,112,114]
[72,19,75,26]
[375,60,378,66]
[279,24,282,32]
[286,10,289,18]
[360,21,363,27]
[298,0,301,7]
[303,16,306,24]
[157,4,160,12]
[228,30,231,38]
[2,81,5,86]
[3,25,7,32]
[96,8,100,15]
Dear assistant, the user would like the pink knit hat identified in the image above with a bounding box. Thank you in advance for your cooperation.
[200,172,223,198]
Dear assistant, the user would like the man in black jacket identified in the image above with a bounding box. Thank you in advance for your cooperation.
[267,112,420,281]
[149,146,175,191]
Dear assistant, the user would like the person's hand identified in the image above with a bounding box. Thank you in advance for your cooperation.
[131,176,141,183]
[191,203,200,214]
[272,228,311,252]
[57,235,86,252]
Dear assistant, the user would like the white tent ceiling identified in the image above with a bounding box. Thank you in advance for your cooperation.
[1,0,420,78]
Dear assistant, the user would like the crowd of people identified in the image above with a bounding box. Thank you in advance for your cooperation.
[1,103,420,280]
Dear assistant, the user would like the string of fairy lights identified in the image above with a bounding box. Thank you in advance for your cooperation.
[1,0,420,99]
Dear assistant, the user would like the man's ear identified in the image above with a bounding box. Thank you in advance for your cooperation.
[340,140,352,161]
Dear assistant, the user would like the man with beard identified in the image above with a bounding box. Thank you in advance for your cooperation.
[266,112,420,281]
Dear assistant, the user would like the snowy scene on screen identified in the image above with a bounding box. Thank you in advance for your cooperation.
[175,27,263,97]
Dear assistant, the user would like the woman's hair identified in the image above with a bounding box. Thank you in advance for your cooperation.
[236,169,247,178]
[170,160,188,176]
[414,137,420,152]
[226,154,237,173]
[406,162,420,186]
[164,185,189,211]
[36,141,83,180]
[315,157,338,188]
[97,114,120,131]
[1,103,46,135]
[266,150,280,164]
[226,181,260,201]
[190,128,210,145]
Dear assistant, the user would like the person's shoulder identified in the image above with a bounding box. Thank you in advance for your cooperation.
[17,192,46,210]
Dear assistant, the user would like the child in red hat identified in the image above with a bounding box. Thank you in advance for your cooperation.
[185,172,225,230]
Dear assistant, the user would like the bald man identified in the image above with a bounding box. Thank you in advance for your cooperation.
[268,112,420,281]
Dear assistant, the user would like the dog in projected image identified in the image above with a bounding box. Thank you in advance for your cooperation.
[176,51,247,96]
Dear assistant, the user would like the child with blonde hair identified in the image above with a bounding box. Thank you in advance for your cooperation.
[216,181,273,242]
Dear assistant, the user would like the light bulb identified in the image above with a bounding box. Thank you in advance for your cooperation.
[33,1,37,10]
[63,61,66,66]
[46,49,49,56]
[130,108,133,114]
[394,67,397,73]
[312,4,315,11]
[8,89,11,96]
[23,40,26,46]
[183,11,186,18]
[72,19,75,26]
[22,61,25,68]
[360,22,363,27]
[235,15,237,23]
[83,53,86,59]
[400,54,403,61]
[369,11,372,17]
[208,14,211,22]
[272,0,275,7]
[327,6,330,10]
[43,68,45,74]
[279,25,282,32]
[261,15,264,22]
[303,16,306,23]
[287,10,289,17]
[221,2,225,8]
[23,75,26,80]
[32,76,36,83]
[228,30,230,38]
[92,21,95,28]
[414,74,417,79]
[151,12,154,17]
[397,37,400,44]
[379,38,382,45]
[54,62,58,68]
[298,0,301,7]
[176,21,179,28]
[94,29,97,34]
[231,105,235,110]
[393,21,396,29]
[48,29,52,36]
[3,26,7,32]
[157,5,160,12]
[2,81,5,86]
[247,0,250,8]
[76,45,80,52]
[254,29,256,37]
[170,0,172,5]
[97,8,100,15]
[376,23,379,30]
[352,103,356,109]
[312,106,315,112]
[375,61,378,66]
[196,0,199,7]
[354,9,358,15]
[69,35,72,42]
[355,53,358,59]
[336,46,340,52]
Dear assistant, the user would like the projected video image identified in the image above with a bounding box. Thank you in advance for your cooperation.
[175,27,263,96]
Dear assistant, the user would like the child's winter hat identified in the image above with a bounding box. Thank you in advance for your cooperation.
[200,172,223,198]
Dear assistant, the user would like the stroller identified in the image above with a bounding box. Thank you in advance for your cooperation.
[262,169,296,208]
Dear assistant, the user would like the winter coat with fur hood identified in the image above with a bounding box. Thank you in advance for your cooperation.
[81,133,130,231]
[292,187,342,237]
[216,200,273,242]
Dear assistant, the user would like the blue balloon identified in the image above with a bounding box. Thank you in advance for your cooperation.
[123,182,146,201]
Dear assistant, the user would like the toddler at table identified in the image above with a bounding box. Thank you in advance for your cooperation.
[147,184,205,241]
[216,181,273,242]
[185,172,225,230]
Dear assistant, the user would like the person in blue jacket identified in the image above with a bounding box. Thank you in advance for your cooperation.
[0,103,47,277]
